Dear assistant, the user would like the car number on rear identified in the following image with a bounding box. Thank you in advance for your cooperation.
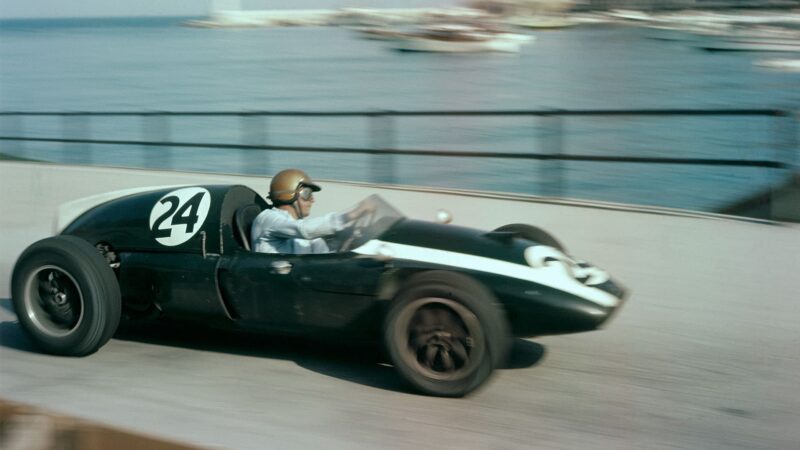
[148,187,211,246]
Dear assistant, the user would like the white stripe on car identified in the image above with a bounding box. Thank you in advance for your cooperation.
[353,240,619,308]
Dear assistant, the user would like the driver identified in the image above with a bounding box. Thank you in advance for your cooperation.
[251,168,369,254]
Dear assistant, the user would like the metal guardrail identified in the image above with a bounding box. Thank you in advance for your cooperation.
[0,108,797,197]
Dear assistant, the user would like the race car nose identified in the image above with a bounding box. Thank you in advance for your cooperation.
[594,279,629,327]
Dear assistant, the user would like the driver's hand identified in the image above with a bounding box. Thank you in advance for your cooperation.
[346,203,375,222]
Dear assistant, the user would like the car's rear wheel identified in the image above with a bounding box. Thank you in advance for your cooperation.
[11,236,121,356]
[494,223,565,251]
[384,271,510,397]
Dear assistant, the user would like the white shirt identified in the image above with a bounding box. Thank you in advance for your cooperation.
[250,208,346,254]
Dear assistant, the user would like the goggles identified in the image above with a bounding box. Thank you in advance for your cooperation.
[297,186,314,201]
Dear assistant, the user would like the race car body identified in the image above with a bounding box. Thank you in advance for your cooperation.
[12,184,628,396]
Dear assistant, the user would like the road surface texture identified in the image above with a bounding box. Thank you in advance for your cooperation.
[1,162,798,449]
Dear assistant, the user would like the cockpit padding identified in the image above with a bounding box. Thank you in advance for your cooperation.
[233,204,263,251]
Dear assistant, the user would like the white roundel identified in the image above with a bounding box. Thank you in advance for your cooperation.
[149,187,211,246]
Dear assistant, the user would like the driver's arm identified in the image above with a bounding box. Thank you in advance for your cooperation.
[265,211,347,240]
[254,203,373,242]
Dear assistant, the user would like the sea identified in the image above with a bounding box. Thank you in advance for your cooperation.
[1,16,799,213]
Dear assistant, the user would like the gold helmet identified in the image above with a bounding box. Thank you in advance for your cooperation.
[268,169,321,205]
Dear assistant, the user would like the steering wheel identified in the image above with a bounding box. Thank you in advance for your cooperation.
[339,210,375,253]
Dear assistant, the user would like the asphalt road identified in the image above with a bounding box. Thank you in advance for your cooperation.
[1,162,799,449]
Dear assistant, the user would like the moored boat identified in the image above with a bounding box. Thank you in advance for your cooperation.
[388,24,531,53]
[354,26,410,41]
[643,22,730,42]
[692,26,800,52]
[754,58,800,71]
[507,15,579,30]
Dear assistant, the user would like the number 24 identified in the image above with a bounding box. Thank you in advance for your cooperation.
[152,192,204,238]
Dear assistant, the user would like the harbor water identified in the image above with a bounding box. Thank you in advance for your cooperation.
[1,16,798,212]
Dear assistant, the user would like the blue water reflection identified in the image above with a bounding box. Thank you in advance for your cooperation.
[0,18,796,211]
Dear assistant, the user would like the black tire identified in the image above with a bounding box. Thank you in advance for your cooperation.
[11,235,121,356]
[494,223,565,251]
[384,271,510,397]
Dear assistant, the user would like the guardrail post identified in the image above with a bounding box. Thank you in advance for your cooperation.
[1,114,25,158]
[770,110,800,221]
[62,114,91,164]
[142,113,172,169]
[241,113,269,175]
[369,113,396,185]
[787,111,798,171]
[539,115,564,197]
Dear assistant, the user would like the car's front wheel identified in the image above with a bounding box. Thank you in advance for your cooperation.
[11,235,121,356]
[494,223,565,251]
[384,271,510,397]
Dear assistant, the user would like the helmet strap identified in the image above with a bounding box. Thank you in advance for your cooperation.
[292,201,304,219]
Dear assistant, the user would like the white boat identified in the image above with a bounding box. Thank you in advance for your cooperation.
[659,10,800,26]
[354,27,409,41]
[755,58,800,71]
[507,15,579,30]
[604,9,654,22]
[698,38,800,52]
[388,24,531,53]
[643,22,730,42]
[608,9,800,26]
[692,26,800,52]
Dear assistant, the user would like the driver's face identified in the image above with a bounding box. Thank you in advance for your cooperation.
[297,194,314,218]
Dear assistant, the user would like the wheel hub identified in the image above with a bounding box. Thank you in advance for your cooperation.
[54,292,68,305]
[408,303,475,376]
[26,265,84,337]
